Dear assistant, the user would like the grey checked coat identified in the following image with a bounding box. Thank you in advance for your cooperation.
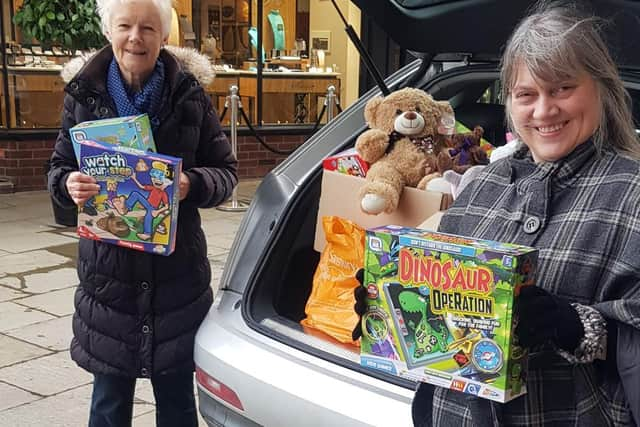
[418,141,640,426]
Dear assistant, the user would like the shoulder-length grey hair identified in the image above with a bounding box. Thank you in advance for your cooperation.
[96,0,173,39]
[501,2,640,158]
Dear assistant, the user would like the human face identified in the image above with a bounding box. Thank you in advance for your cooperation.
[108,0,167,91]
[508,62,601,163]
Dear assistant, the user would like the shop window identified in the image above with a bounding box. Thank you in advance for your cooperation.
[0,0,365,130]
[195,0,361,127]
[1,0,104,130]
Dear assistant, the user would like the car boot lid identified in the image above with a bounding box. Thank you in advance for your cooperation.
[350,0,640,70]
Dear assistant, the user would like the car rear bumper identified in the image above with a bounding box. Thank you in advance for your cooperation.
[195,291,414,427]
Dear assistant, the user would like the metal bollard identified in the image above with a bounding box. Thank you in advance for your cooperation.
[325,85,337,122]
[217,85,250,212]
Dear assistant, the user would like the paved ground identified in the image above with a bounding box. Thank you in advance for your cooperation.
[0,180,260,426]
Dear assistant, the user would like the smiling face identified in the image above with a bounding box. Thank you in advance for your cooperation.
[508,62,602,163]
[108,0,167,91]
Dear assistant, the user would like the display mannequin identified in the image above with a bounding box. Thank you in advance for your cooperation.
[248,27,266,62]
[267,9,285,51]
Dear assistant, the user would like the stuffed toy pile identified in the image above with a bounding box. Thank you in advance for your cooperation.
[355,88,455,214]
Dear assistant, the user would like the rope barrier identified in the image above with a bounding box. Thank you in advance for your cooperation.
[220,85,341,156]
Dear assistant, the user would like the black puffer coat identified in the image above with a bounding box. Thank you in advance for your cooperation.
[48,45,238,378]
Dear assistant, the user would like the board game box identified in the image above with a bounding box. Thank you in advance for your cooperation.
[76,140,181,256]
[70,114,156,163]
[360,225,538,403]
[322,148,369,177]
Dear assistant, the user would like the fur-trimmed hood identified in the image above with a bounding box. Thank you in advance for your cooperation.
[61,45,215,85]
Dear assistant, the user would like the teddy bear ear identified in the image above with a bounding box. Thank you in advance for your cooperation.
[435,100,454,117]
[364,96,384,127]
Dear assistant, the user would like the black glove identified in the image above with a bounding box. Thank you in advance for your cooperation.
[515,286,584,352]
[352,268,367,341]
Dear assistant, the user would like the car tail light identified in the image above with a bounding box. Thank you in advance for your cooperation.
[196,367,244,411]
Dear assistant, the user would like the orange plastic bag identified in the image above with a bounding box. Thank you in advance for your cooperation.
[301,216,365,345]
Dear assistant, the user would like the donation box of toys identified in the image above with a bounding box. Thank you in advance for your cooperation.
[70,114,157,162]
[76,140,182,256]
[360,225,538,403]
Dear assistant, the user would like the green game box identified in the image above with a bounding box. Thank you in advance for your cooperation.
[359,225,538,403]
[70,114,156,163]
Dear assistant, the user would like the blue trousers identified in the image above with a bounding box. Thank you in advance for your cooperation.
[88,372,198,427]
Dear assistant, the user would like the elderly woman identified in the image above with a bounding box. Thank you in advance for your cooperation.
[403,4,640,427]
[47,0,237,425]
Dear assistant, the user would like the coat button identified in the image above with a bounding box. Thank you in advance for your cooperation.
[141,368,149,377]
[141,281,150,290]
[99,107,109,115]
[142,325,151,333]
[69,82,79,91]
[86,97,95,105]
[191,81,199,88]
[523,216,541,234]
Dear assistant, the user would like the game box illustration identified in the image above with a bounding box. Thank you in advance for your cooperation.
[70,114,157,163]
[76,140,181,256]
[360,225,538,402]
[322,147,369,177]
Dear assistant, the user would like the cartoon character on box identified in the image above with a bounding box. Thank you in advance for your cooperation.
[77,140,181,255]
[112,161,171,240]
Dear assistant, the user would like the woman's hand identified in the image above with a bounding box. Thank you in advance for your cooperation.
[179,172,191,200]
[66,172,100,206]
[516,286,584,351]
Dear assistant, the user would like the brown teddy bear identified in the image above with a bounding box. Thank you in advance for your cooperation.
[355,88,454,214]
[447,125,489,173]
[416,125,490,191]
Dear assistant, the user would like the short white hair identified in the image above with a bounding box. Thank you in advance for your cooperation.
[96,0,173,39]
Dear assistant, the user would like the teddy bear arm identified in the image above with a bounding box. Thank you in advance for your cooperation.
[355,129,390,163]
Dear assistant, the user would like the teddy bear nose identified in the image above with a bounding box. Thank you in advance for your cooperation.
[404,111,417,120]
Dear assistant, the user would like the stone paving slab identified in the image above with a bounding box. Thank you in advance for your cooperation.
[0,383,93,427]
[0,301,56,332]
[0,383,159,426]
[0,285,28,302]
[6,315,73,352]
[0,229,78,254]
[0,351,92,396]
[0,382,41,412]
[0,334,53,368]
[1,268,77,294]
[204,233,236,252]
[0,250,71,276]
[14,286,76,317]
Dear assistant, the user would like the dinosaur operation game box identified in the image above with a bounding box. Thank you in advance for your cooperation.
[76,140,181,256]
[359,225,538,403]
[70,114,156,163]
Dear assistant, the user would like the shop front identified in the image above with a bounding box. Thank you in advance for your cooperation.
[0,0,366,192]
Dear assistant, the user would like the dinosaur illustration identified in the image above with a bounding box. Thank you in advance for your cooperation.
[398,290,449,357]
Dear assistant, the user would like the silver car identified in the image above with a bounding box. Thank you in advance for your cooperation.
[195,1,640,426]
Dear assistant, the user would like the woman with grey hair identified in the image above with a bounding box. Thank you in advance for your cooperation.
[47,0,238,425]
[408,2,640,426]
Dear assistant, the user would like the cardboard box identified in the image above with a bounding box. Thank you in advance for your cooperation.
[322,148,369,177]
[76,140,181,256]
[314,170,448,252]
[70,114,156,163]
[360,225,538,403]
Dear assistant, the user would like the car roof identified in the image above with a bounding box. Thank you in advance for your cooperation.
[351,0,640,70]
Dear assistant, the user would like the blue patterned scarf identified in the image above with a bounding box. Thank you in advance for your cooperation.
[106,57,165,129]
